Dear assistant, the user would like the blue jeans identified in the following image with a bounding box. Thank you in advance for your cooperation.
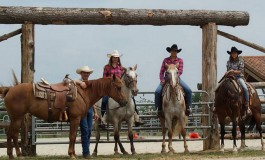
[101,96,109,116]
[237,77,249,102]
[80,107,93,157]
[155,78,192,109]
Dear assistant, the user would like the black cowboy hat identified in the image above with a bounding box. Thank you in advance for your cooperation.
[227,46,242,54]
[166,44,182,53]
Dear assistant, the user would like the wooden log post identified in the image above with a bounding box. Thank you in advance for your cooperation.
[21,22,35,156]
[0,6,249,26]
[202,22,219,150]
[217,30,265,54]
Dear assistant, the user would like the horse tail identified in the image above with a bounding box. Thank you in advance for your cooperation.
[173,115,187,136]
[12,70,20,86]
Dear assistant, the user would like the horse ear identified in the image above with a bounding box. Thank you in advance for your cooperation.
[134,64,137,70]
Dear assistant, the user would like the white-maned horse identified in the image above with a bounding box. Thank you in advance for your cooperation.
[93,64,139,156]
[158,63,189,155]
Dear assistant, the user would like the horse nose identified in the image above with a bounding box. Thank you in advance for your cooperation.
[132,89,139,96]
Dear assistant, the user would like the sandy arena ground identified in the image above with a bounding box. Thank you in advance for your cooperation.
[0,137,264,159]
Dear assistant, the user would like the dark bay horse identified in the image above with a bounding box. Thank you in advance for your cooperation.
[214,76,265,153]
[158,64,189,155]
[0,75,127,159]
[93,65,138,156]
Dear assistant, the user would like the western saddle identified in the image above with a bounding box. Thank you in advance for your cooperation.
[34,75,77,122]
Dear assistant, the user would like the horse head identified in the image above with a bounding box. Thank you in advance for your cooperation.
[165,63,179,88]
[122,64,139,96]
[109,75,128,106]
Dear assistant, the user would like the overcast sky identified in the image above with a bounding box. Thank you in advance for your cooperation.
[0,0,264,92]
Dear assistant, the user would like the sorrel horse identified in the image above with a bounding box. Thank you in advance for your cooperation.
[158,63,189,155]
[214,76,265,153]
[0,75,127,159]
[93,65,138,156]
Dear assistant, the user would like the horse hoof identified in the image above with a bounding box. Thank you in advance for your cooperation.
[184,150,190,154]
[70,155,76,160]
[114,152,121,155]
[92,152,97,157]
[18,156,25,160]
[132,151,137,155]
[232,150,238,154]
[168,151,174,155]
[161,150,166,154]
[8,155,14,160]
[238,148,243,152]
[123,151,129,155]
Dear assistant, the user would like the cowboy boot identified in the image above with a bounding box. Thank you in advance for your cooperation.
[134,112,144,127]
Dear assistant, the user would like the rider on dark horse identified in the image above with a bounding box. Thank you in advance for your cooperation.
[155,44,192,116]
[217,46,252,117]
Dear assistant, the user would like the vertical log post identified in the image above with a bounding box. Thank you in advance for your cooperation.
[21,22,36,156]
[202,22,219,150]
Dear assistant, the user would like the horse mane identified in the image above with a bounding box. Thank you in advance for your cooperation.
[85,77,111,96]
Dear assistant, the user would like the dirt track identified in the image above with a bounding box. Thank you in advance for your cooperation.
[0,137,264,158]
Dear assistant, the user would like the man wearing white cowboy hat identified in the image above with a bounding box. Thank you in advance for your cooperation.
[76,65,99,159]
[100,50,144,128]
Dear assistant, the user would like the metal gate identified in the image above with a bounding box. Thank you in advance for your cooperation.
[29,90,213,145]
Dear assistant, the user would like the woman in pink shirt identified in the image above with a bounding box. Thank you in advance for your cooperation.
[100,50,144,128]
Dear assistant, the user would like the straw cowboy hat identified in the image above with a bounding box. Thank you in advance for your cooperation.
[166,44,182,53]
[76,66,94,74]
[107,50,123,58]
[227,46,242,55]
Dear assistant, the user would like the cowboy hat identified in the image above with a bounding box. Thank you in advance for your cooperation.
[76,66,94,74]
[227,46,242,54]
[107,50,123,58]
[166,44,182,53]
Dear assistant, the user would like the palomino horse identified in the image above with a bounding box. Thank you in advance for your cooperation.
[0,75,127,159]
[93,65,138,156]
[158,63,189,155]
[214,76,265,153]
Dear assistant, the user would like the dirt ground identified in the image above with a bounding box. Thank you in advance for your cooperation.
[0,137,264,159]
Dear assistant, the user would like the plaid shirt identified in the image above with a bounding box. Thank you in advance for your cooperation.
[103,64,124,78]
[226,58,244,77]
[159,56,183,81]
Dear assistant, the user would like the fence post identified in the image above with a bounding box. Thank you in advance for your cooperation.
[21,22,36,156]
[201,22,219,150]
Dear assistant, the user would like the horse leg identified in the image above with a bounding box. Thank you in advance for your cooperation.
[220,123,225,153]
[253,114,265,151]
[165,118,174,155]
[116,123,128,155]
[239,120,247,151]
[8,118,24,160]
[128,120,136,155]
[231,122,238,154]
[92,122,100,157]
[180,123,189,154]
[159,116,166,153]
[68,117,80,159]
